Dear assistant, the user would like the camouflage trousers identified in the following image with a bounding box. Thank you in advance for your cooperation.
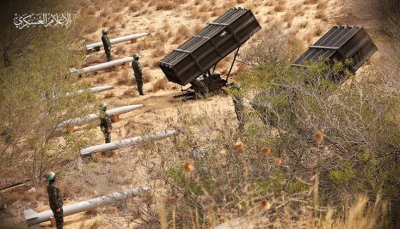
[52,208,64,229]
[101,128,111,143]
[105,49,111,62]
[135,74,144,95]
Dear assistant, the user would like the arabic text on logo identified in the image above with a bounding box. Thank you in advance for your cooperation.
[14,13,72,29]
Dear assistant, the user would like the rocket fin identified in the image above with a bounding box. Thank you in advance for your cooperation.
[24,209,39,220]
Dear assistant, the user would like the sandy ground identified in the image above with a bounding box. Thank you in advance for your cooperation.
[19,0,365,228]
[80,0,347,142]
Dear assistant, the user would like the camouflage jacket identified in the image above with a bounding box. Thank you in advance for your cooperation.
[132,59,142,76]
[47,181,63,210]
[99,109,112,130]
[101,34,111,49]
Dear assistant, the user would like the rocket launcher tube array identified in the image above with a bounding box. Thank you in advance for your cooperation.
[80,129,177,156]
[24,187,150,228]
[56,104,143,130]
[86,32,149,51]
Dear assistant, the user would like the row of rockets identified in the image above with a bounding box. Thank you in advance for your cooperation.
[25,32,174,227]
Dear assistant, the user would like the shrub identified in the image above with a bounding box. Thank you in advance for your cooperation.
[116,69,130,85]
[152,77,169,92]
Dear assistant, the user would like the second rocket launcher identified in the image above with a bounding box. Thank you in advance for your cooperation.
[56,104,143,130]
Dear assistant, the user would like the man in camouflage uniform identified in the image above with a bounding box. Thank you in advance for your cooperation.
[101,29,112,62]
[46,172,63,229]
[99,102,112,143]
[132,53,145,95]
[230,83,245,131]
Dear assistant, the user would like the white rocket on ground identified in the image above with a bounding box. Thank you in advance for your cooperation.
[86,32,149,52]
[56,104,143,130]
[80,129,177,156]
[24,187,150,229]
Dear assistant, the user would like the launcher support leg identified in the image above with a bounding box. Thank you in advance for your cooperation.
[226,46,241,81]
[212,64,217,74]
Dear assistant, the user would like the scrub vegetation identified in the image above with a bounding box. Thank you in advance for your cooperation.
[1,0,400,228]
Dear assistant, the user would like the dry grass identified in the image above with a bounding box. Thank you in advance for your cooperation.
[113,14,123,23]
[153,30,168,42]
[135,40,155,51]
[300,20,309,28]
[189,7,200,19]
[211,8,225,17]
[78,218,108,229]
[175,0,188,4]
[152,77,169,92]
[193,24,204,34]
[59,179,82,198]
[223,1,236,8]
[81,6,97,16]
[316,0,328,9]
[287,32,304,49]
[102,21,110,29]
[111,4,125,13]
[200,13,209,23]
[283,12,295,23]
[99,10,108,18]
[85,55,104,67]
[314,25,324,37]
[116,69,130,85]
[122,88,135,97]
[150,59,160,68]
[114,45,125,56]
[177,25,191,39]
[82,16,101,34]
[155,1,175,10]
[2,190,33,206]
[108,23,117,32]
[103,91,115,99]
[303,32,312,44]
[315,9,328,21]
[292,3,303,15]
[4,1,392,229]
[273,4,285,12]
[94,75,106,84]
[198,4,210,13]
[143,74,151,83]
[151,48,166,60]
[172,33,187,46]
[264,1,274,6]
[162,21,171,32]
[303,0,318,4]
